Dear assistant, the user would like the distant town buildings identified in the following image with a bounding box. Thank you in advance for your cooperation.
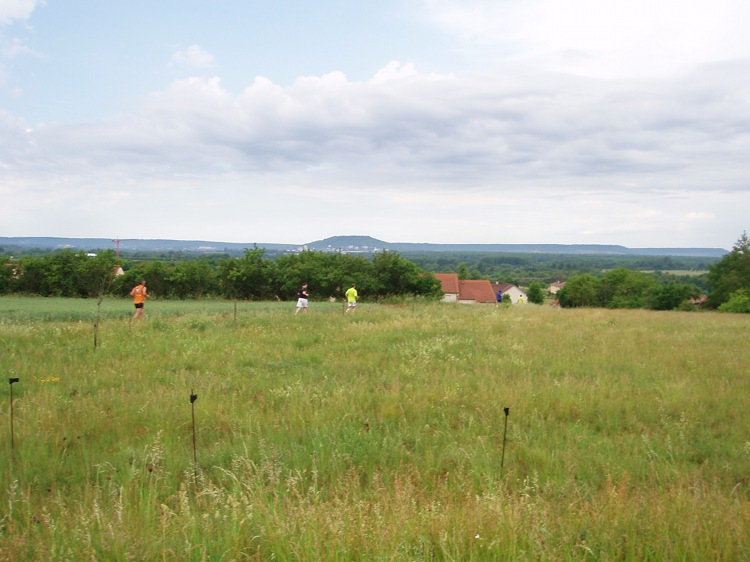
[288,243,384,255]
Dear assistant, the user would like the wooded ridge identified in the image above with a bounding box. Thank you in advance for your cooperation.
[0,235,728,257]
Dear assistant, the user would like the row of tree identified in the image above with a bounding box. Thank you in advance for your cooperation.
[0,247,443,301]
[2,233,748,312]
[407,251,717,293]
[557,233,750,312]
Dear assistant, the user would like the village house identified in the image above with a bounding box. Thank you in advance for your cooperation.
[3,262,22,279]
[491,283,528,304]
[548,281,566,295]
[434,274,515,304]
[434,273,460,302]
[689,294,708,306]
[457,279,497,304]
[434,273,496,303]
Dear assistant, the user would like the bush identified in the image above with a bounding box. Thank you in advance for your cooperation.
[527,280,545,304]
[558,274,601,307]
[717,289,750,313]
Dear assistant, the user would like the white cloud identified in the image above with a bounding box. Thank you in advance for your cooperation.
[685,212,714,221]
[0,0,42,25]
[371,61,418,82]
[171,44,215,69]
[420,0,750,78]
[5,59,749,194]
[0,0,43,96]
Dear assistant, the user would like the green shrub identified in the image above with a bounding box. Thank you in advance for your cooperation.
[717,288,750,313]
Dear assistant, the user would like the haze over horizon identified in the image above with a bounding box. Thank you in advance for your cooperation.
[2,1,748,249]
[0,234,730,257]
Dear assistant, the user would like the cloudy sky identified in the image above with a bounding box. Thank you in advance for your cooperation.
[1,0,748,249]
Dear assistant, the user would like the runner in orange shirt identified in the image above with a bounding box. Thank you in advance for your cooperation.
[130,279,149,320]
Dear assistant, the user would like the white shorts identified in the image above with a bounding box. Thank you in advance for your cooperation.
[347,301,356,307]
[297,298,308,308]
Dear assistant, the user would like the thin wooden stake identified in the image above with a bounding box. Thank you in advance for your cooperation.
[500,406,510,473]
[9,378,19,450]
[190,390,198,480]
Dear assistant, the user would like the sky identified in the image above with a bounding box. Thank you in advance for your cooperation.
[1,0,749,249]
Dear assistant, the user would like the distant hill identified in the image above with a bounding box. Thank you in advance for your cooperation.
[306,235,728,257]
[0,235,728,258]
[0,237,297,254]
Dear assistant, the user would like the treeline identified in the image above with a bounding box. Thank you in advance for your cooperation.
[0,247,443,301]
[556,268,701,310]
[406,251,717,289]
[557,233,750,312]
[3,233,748,312]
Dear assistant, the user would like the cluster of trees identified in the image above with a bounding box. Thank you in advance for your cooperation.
[0,247,443,301]
[557,233,750,312]
[706,232,750,313]
[2,250,118,299]
[556,268,700,310]
[407,251,717,292]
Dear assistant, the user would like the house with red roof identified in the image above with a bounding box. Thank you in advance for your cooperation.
[689,294,708,305]
[434,273,460,302]
[548,281,566,295]
[434,273,497,304]
[457,279,497,303]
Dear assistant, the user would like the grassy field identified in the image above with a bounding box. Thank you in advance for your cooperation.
[0,296,748,560]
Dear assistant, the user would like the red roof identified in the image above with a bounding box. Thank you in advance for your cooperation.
[435,274,497,303]
[491,283,515,294]
[434,273,460,294]
[458,280,497,303]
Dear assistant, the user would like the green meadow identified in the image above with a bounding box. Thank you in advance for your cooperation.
[0,296,748,560]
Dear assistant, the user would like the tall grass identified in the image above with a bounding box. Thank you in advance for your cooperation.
[0,296,748,560]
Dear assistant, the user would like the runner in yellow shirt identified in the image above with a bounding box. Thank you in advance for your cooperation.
[345,283,358,314]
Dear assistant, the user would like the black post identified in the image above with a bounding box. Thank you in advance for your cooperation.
[9,378,19,449]
[190,390,198,479]
[500,406,510,472]
[94,298,103,351]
